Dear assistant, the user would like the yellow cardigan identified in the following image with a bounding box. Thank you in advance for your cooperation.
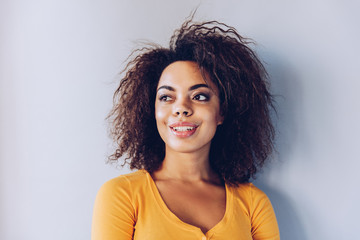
[92,170,279,240]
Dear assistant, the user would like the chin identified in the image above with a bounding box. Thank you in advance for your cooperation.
[165,140,212,154]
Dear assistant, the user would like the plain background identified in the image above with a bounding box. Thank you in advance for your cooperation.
[1,0,359,239]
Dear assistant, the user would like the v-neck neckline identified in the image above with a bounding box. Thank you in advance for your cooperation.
[144,170,233,236]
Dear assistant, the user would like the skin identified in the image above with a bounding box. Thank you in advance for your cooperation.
[153,61,225,233]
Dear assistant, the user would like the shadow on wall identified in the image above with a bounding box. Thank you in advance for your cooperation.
[254,51,309,240]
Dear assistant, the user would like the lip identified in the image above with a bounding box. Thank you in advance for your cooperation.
[169,122,199,138]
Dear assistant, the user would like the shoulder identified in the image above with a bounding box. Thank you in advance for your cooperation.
[93,170,148,217]
[230,182,273,214]
[98,170,147,202]
[230,183,279,239]
[106,169,148,186]
[101,170,147,190]
[231,182,268,199]
[92,171,148,238]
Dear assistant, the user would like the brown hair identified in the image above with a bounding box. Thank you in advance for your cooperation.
[108,19,275,185]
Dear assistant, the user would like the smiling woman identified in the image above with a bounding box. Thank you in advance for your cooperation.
[92,17,279,240]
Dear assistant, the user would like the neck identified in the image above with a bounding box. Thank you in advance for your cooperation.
[154,146,220,184]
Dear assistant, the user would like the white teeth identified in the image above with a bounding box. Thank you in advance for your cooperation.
[172,126,195,131]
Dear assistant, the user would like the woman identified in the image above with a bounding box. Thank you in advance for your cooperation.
[92,18,280,240]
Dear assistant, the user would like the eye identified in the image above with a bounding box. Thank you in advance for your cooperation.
[159,95,172,102]
[193,93,209,101]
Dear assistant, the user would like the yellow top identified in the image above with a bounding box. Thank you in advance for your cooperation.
[92,170,280,240]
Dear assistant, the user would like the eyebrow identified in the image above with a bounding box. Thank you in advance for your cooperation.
[157,84,209,92]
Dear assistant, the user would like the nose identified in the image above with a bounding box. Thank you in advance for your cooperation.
[173,99,193,117]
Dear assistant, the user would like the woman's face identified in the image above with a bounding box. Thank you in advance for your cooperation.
[155,61,223,154]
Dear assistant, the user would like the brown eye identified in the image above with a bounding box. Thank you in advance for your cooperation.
[159,95,172,102]
[193,93,209,101]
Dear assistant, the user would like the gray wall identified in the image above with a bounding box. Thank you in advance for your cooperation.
[1,0,359,239]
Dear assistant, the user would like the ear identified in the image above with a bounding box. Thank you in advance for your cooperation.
[216,106,225,125]
[217,115,224,125]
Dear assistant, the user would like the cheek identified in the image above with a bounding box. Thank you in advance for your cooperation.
[154,105,169,143]
[207,105,222,125]
[155,105,167,124]
[200,109,221,129]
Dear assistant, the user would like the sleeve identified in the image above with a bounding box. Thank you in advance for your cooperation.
[91,177,136,240]
[250,184,280,240]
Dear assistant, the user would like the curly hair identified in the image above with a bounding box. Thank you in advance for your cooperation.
[108,19,275,185]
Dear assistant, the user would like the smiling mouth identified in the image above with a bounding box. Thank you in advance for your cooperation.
[171,126,196,132]
[169,124,198,137]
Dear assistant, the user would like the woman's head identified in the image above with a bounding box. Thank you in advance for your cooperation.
[155,61,223,156]
[108,19,275,185]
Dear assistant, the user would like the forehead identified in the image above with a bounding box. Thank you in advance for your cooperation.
[158,61,212,88]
